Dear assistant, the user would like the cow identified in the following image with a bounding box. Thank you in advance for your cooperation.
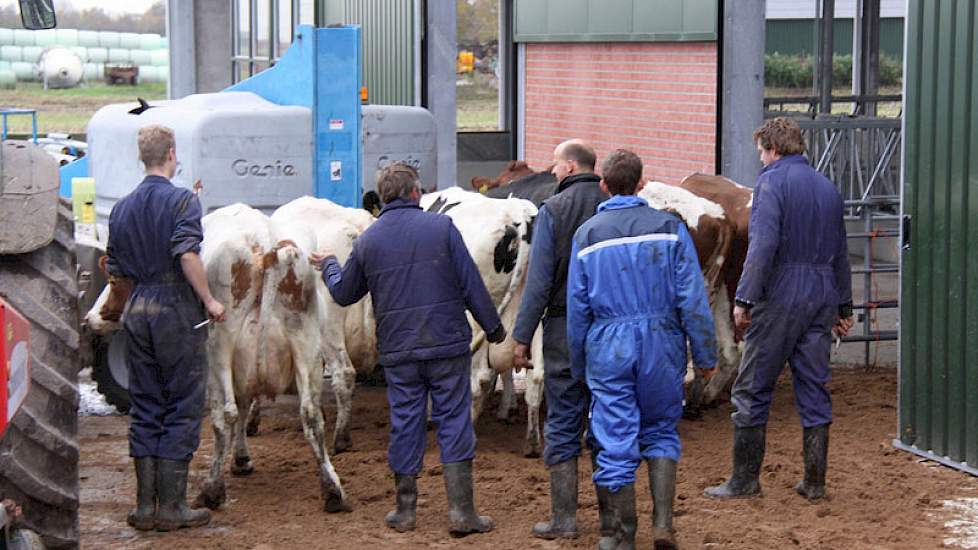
[483,165,558,208]
[419,187,547,457]
[637,182,741,412]
[470,160,536,192]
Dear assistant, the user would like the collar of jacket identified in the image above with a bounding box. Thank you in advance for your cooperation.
[141,175,172,186]
[761,154,808,174]
[557,172,601,193]
[598,194,648,212]
[380,197,422,216]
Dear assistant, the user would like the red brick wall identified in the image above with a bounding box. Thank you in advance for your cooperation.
[523,41,718,184]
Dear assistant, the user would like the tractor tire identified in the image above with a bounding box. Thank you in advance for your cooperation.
[92,332,129,414]
[0,199,80,549]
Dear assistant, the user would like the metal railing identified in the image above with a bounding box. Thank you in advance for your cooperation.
[764,94,903,117]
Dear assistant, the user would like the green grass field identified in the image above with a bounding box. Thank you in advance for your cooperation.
[0,82,166,136]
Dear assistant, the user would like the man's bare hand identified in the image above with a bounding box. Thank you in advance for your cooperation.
[696,367,715,382]
[733,305,752,335]
[309,250,334,271]
[833,316,854,338]
[513,342,531,371]
[205,298,226,322]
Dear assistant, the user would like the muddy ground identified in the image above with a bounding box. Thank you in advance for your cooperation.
[80,367,974,549]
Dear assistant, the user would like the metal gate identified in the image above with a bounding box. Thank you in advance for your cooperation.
[896,0,978,474]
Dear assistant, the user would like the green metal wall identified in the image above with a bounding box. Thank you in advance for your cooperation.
[766,18,905,58]
[321,0,415,105]
[514,0,717,42]
[898,0,978,474]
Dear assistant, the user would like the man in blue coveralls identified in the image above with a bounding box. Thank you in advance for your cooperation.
[705,117,854,502]
[311,163,506,537]
[567,149,716,550]
[107,125,226,531]
[510,139,609,540]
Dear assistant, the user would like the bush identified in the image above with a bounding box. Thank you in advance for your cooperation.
[765,53,902,89]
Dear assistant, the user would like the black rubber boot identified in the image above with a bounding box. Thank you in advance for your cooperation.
[649,458,677,550]
[385,474,417,532]
[156,459,211,531]
[591,453,615,546]
[443,461,493,537]
[532,458,578,539]
[126,457,156,531]
[704,425,766,498]
[794,424,829,501]
[598,484,636,550]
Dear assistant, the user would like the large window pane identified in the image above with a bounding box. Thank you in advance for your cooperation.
[457,0,501,132]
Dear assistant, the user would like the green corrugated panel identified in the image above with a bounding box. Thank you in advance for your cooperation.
[766,18,905,58]
[322,0,414,106]
[514,0,717,42]
[899,0,978,474]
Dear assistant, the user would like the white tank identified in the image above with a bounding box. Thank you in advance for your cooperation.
[87,91,315,225]
[35,47,83,89]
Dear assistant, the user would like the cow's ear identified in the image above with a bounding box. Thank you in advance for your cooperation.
[98,255,108,275]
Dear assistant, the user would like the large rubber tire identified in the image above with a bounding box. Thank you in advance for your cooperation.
[92,331,130,413]
[0,199,80,549]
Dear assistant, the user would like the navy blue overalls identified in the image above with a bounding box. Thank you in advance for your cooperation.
[566,195,716,490]
[107,175,208,461]
[732,154,852,429]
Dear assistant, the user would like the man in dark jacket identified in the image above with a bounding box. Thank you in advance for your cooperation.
[706,117,855,502]
[107,124,225,532]
[311,163,506,537]
[511,139,610,540]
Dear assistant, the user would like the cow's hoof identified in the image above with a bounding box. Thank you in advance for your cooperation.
[245,417,261,437]
[231,456,254,476]
[323,492,353,513]
[332,433,352,455]
[195,479,226,510]
[523,439,542,458]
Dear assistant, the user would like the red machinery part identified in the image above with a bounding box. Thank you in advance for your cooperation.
[0,298,30,440]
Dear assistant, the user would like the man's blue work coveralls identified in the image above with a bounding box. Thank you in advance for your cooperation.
[732,154,852,429]
[107,175,208,461]
[567,195,717,490]
[322,198,504,476]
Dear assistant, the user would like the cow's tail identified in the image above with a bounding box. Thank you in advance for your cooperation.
[469,218,532,353]
[254,239,301,376]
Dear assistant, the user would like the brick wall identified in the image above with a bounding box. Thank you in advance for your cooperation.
[523,41,718,185]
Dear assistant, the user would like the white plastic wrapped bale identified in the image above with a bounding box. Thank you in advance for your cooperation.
[0,29,12,46]
[139,33,162,50]
[0,46,21,62]
[150,49,168,66]
[0,61,10,71]
[98,31,120,48]
[34,29,56,47]
[78,30,100,48]
[0,70,15,89]
[107,48,130,63]
[21,46,42,63]
[13,29,34,46]
[129,49,151,66]
[87,47,107,63]
[12,62,34,81]
[87,92,315,225]
[70,46,87,62]
[136,65,156,83]
[118,32,140,50]
[83,63,104,82]
[55,29,79,47]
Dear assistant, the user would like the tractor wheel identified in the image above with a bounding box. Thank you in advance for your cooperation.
[0,199,80,549]
[92,331,129,414]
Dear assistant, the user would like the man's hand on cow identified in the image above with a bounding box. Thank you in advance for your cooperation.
[513,342,531,371]
[205,299,226,323]
[733,305,752,335]
[833,315,854,338]
[696,367,715,382]
[308,250,333,271]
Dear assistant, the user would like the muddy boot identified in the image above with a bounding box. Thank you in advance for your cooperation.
[598,484,636,550]
[443,460,493,537]
[591,454,615,546]
[532,458,578,539]
[794,424,829,501]
[126,457,157,531]
[648,458,677,550]
[704,425,766,498]
[156,459,211,531]
[385,474,417,532]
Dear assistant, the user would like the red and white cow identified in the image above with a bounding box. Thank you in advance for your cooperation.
[420,187,546,457]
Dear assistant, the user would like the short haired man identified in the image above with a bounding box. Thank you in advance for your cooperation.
[567,149,716,549]
[510,139,609,540]
[311,163,506,536]
[107,124,226,531]
[706,117,854,501]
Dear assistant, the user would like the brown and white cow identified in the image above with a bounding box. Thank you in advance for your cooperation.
[420,187,546,457]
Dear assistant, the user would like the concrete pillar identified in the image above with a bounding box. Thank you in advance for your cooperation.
[425,0,457,189]
[720,0,765,187]
[167,0,232,99]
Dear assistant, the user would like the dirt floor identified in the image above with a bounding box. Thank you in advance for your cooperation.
[79,367,975,549]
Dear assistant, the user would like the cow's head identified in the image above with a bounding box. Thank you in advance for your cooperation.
[84,256,133,334]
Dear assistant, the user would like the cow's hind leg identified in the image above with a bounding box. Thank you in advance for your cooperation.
[495,369,516,423]
[703,290,741,404]
[469,344,492,422]
[294,341,351,513]
[231,399,255,476]
[523,328,544,458]
[195,339,235,509]
[329,353,357,454]
[245,398,261,436]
